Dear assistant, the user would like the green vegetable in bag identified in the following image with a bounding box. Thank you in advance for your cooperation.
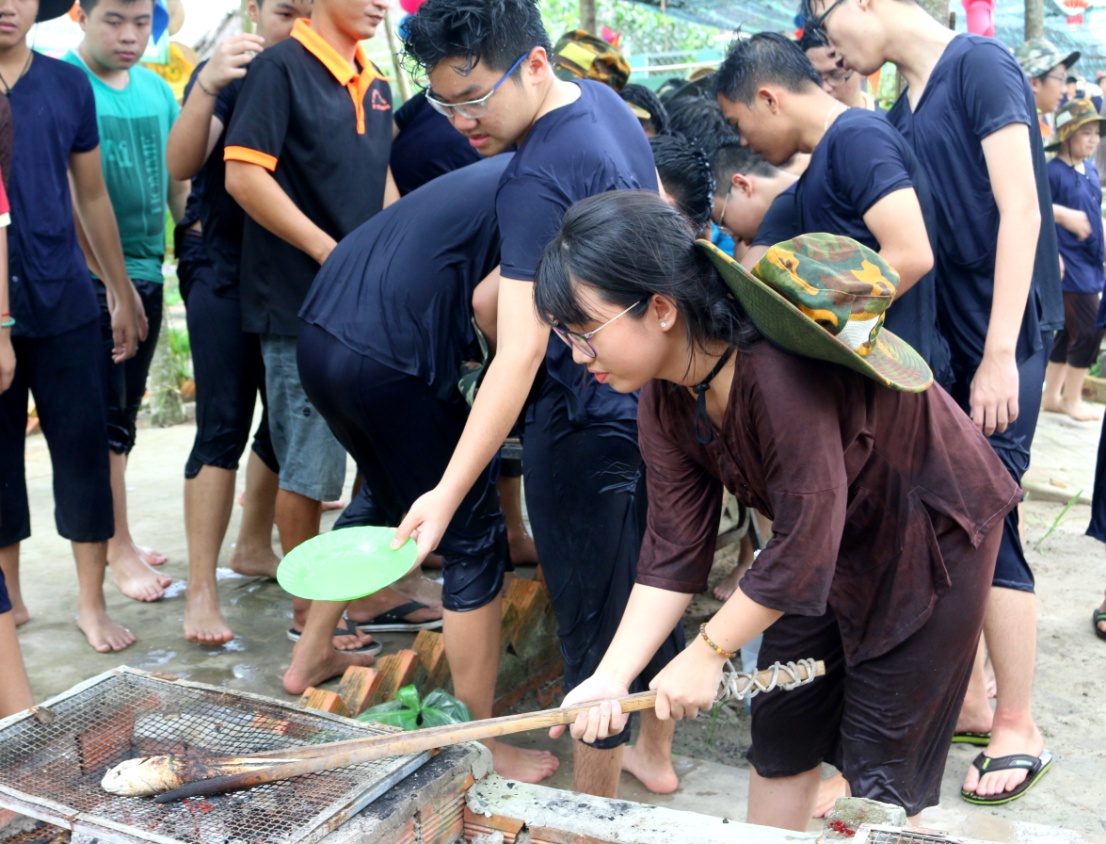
[358,685,471,730]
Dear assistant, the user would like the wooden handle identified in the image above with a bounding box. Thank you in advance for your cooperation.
[154,660,825,803]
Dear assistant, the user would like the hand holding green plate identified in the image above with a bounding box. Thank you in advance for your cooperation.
[276,526,418,602]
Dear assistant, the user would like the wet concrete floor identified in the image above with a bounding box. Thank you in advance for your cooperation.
[10,413,1106,843]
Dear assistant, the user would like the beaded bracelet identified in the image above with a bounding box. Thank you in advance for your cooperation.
[698,623,737,660]
[1,313,14,329]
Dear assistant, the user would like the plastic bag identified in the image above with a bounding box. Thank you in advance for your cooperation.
[358,685,471,730]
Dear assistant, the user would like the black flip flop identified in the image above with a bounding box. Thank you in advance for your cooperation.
[287,614,382,655]
[352,601,444,633]
[959,750,1052,805]
[1094,608,1106,641]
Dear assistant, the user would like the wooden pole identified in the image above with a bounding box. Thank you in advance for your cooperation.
[384,9,412,103]
[1025,0,1045,40]
[579,0,596,33]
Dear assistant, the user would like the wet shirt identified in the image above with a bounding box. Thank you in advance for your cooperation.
[224,19,392,336]
[888,34,1063,366]
[300,156,509,399]
[6,54,100,339]
[497,80,658,424]
[795,108,949,384]
[184,62,245,291]
[750,185,801,248]
[63,51,179,284]
[1048,157,1105,295]
[390,91,481,196]
[635,342,1021,665]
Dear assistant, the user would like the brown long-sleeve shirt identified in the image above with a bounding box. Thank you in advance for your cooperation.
[636,341,1020,665]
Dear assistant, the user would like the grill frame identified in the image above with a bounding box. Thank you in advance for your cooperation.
[0,667,432,844]
[854,825,969,844]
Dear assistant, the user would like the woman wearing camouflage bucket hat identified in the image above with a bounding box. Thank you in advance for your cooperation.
[540,191,1022,829]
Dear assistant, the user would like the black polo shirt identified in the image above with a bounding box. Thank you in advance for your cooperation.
[224,19,392,336]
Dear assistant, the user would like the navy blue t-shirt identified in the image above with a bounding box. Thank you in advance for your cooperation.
[497,80,659,424]
[795,108,948,381]
[300,156,509,400]
[1048,156,1105,295]
[888,34,1063,367]
[184,62,245,292]
[7,54,100,338]
[751,185,801,248]
[390,91,481,196]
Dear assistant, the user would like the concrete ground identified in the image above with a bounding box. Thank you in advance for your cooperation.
[7,405,1106,843]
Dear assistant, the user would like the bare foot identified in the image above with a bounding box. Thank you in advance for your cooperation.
[1041,399,1065,415]
[1061,401,1101,422]
[961,723,1045,799]
[183,585,234,645]
[283,647,376,695]
[228,543,281,579]
[813,772,849,817]
[621,741,679,794]
[488,739,560,783]
[108,543,171,601]
[1097,593,1106,636]
[11,601,29,628]
[137,544,168,566]
[508,531,540,566]
[711,566,742,602]
[77,609,136,653]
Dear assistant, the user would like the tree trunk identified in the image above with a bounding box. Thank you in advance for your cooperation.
[579,0,596,33]
[918,0,951,27]
[1026,0,1045,40]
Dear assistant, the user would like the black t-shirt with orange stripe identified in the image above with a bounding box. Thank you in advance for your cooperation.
[224,19,392,336]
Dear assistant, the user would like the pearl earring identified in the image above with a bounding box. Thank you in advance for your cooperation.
[660,321,668,328]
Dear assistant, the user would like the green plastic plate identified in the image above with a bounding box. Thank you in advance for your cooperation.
[276,526,417,602]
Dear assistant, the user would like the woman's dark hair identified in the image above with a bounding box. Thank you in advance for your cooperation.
[650,134,715,234]
[401,0,552,76]
[714,32,823,106]
[534,191,760,355]
[620,83,669,135]
[663,95,741,158]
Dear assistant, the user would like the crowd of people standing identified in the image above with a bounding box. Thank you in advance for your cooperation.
[2,0,1105,831]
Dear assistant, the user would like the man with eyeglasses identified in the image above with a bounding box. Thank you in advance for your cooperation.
[398,0,684,799]
[805,0,1061,810]
[715,33,948,384]
[1016,39,1092,244]
[801,31,876,111]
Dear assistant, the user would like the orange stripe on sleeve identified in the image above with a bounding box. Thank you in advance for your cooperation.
[224,146,279,172]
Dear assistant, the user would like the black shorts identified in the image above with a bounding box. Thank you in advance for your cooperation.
[949,331,1049,593]
[93,278,163,455]
[522,379,685,748]
[746,514,1001,816]
[0,319,114,545]
[1049,291,1104,369]
[178,234,278,479]
[297,322,509,613]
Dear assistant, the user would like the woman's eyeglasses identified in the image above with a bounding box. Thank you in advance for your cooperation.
[551,300,643,358]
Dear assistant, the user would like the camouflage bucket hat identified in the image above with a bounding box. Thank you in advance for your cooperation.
[696,235,933,392]
[1015,38,1079,79]
[552,30,631,91]
[1047,98,1106,151]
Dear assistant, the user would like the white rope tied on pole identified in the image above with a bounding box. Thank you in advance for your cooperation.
[716,658,820,703]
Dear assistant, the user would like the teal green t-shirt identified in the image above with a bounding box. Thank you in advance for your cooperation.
[63,51,180,283]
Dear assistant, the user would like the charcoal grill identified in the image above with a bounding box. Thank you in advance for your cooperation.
[0,667,431,844]
[853,826,969,844]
